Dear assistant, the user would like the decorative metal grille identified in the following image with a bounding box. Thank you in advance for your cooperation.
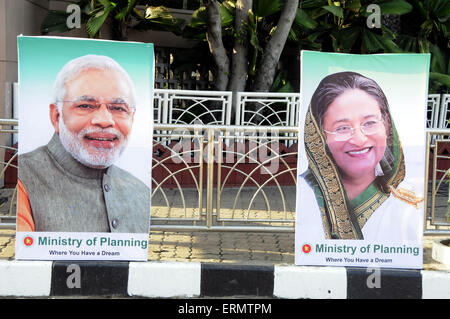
[427,94,441,128]
[1,91,449,234]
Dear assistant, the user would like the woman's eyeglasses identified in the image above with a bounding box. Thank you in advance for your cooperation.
[324,118,384,141]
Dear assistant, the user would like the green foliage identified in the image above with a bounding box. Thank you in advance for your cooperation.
[271,71,293,93]
[40,0,184,39]
[180,0,448,92]
[322,5,344,19]
[133,5,185,35]
[40,0,91,34]
[85,0,117,37]
[40,0,449,93]
[289,0,448,92]
[295,9,318,30]
[252,0,280,18]
[377,0,412,15]
[289,0,411,54]
[395,0,449,92]
[40,10,79,34]
[180,0,285,90]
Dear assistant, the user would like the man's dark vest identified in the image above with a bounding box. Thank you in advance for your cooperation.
[18,134,151,233]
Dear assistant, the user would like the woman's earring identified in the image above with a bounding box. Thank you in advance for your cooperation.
[375,163,384,177]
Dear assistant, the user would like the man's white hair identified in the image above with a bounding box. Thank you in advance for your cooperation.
[52,54,137,112]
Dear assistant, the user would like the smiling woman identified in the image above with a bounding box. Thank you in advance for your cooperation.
[322,88,388,200]
[301,71,423,240]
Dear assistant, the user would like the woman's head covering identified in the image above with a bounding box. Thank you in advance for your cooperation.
[304,71,405,239]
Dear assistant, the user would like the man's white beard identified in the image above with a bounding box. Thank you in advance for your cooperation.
[58,117,128,169]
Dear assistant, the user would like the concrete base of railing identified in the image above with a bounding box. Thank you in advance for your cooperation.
[0,260,449,298]
[432,238,450,265]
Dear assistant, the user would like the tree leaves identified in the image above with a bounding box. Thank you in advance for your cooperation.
[114,0,137,22]
[377,0,413,15]
[39,0,448,92]
[40,10,73,34]
[430,72,450,87]
[295,9,318,30]
[253,0,280,18]
[86,3,115,37]
[332,26,360,52]
[136,5,184,34]
[322,5,344,19]
[188,2,233,28]
[362,28,401,53]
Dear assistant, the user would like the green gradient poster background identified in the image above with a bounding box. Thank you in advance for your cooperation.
[18,36,154,185]
[295,51,430,269]
[16,36,154,261]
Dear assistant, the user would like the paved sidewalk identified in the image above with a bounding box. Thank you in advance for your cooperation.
[1,184,449,270]
[1,228,449,271]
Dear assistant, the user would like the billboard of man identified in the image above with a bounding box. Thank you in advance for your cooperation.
[17,54,150,233]
[15,36,153,261]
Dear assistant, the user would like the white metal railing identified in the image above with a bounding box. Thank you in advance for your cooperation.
[2,88,449,233]
[426,94,450,142]
[235,92,301,126]
[0,122,449,234]
[7,84,449,129]
[438,94,450,129]
[153,90,447,128]
[427,94,441,128]
[154,89,233,126]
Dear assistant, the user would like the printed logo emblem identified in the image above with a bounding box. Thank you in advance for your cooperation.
[302,243,312,254]
[24,236,34,246]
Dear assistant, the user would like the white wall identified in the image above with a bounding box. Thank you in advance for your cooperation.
[0,0,49,186]
[0,0,49,122]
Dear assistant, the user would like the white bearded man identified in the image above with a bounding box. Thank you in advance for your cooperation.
[17,55,150,233]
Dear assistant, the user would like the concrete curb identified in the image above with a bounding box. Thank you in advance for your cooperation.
[432,239,450,265]
[0,260,449,298]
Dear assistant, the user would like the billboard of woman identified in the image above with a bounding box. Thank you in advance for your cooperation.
[295,51,430,269]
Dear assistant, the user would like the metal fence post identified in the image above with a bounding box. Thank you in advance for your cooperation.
[206,128,215,228]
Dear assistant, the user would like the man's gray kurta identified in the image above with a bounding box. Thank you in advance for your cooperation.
[18,134,150,233]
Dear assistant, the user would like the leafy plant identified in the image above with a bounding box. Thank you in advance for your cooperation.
[288,0,413,54]
[181,0,297,92]
[396,0,450,93]
[41,0,184,40]
[289,0,448,92]
[40,0,449,94]
[40,0,91,34]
